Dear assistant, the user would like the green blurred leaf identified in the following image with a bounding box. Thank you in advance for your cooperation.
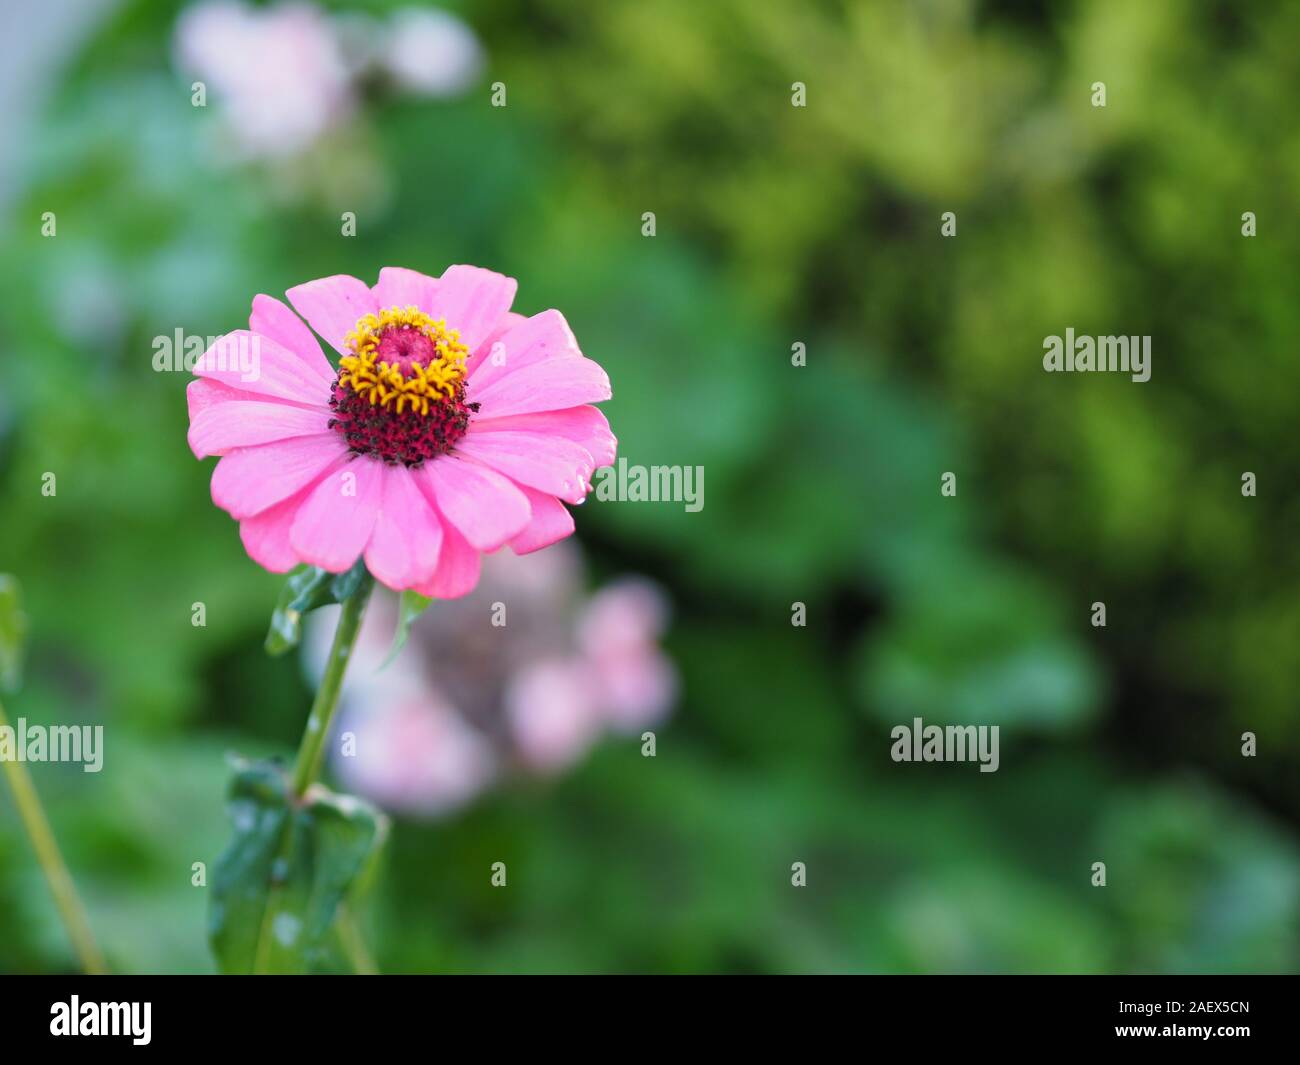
[264,559,371,657]
[0,575,27,694]
[208,757,388,974]
[381,590,432,669]
[857,563,1102,732]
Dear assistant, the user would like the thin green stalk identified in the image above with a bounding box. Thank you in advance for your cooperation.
[336,903,378,975]
[268,578,378,974]
[0,697,107,974]
[291,577,373,797]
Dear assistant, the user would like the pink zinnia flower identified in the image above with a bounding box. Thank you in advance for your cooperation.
[187,265,615,597]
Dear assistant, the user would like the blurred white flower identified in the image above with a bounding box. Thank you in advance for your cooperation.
[380,8,484,97]
[172,2,483,169]
[174,1,353,160]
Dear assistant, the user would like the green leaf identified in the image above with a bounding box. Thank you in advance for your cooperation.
[264,559,372,657]
[0,575,28,694]
[380,590,432,669]
[329,557,371,602]
[856,564,1101,733]
[209,757,389,974]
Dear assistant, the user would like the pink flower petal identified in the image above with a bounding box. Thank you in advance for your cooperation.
[469,405,617,467]
[412,513,481,599]
[186,377,328,419]
[238,485,313,572]
[466,310,528,378]
[193,330,333,406]
[188,401,333,459]
[509,485,575,555]
[211,433,346,520]
[430,264,517,354]
[454,432,594,504]
[372,267,439,316]
[467,309,580,392]
[469,357,611,420]
[419,455,531,552]
[188,378,249,423]
[364,464,444,590]
[290,458,385,572]
[249,293,336,383]
[285,274,377,355]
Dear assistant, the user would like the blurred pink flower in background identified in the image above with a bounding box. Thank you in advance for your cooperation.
[173,2,484,163]
[577,579,676,732]
[306,543,677,816]
[337,674,497,817]
[174,1,354,160]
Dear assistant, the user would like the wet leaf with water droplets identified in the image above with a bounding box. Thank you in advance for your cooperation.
[209,757,388,973]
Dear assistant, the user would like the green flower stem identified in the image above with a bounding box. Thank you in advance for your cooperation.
[336,902,378,975]
[0,696,107,975]
[290,575,373,797]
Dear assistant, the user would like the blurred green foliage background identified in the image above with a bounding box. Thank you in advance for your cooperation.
[0,0,1297,973]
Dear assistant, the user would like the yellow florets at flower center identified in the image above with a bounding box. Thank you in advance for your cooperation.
[337,306,470,416]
